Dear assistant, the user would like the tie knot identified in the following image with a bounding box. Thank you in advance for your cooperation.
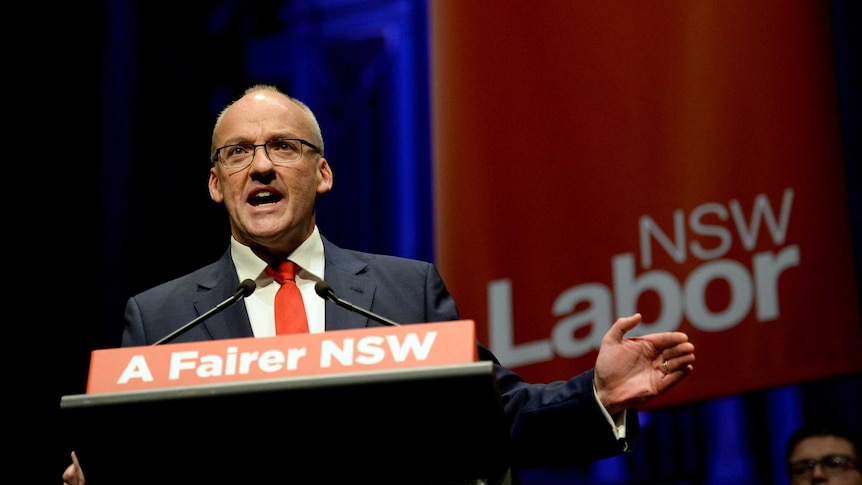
[266,261,298,283]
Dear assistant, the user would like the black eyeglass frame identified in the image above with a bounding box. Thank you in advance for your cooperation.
[788,454,859,479]
[211,138,321,168]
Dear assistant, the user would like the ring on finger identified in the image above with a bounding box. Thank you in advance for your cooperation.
[663,360,669,374]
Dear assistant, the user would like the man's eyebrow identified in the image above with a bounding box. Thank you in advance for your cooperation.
[216,137,248,146]
[220,134,303,145]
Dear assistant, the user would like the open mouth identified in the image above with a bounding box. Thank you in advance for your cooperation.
[249,191,282,206]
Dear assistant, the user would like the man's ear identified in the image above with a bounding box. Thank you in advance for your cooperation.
[317,157,333,194]
[208,168,224,203]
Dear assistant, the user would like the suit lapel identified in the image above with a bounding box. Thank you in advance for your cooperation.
[193,250,255,340]
[193,238,375,336]
[322,238,376,331]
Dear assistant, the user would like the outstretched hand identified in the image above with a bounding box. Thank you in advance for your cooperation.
[593,313,695,415]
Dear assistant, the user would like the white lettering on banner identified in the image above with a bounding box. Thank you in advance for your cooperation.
[320,331,438,367]
[116,331,443,384]
[167,346,308,380]
[489,188,800,368]
[117,355,154,384]
[489,280,555,366]
[385,332,437,361]
[639,189,794,268]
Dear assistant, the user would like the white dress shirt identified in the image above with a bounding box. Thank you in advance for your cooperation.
[230,226,327,336]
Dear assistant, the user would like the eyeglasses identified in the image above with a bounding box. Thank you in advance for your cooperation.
[211,138,320,168]
[789,454,858,481]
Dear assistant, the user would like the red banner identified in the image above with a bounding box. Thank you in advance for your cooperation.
[86,320,477,393]
[431,1,861,408]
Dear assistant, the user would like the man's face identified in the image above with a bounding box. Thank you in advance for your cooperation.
[208,92,333,258]
[788,436,861,484]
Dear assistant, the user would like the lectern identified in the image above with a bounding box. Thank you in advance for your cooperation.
[60,321,513,483]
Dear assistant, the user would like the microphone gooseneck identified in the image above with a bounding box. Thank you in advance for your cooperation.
[314,280,400,327]
[152,279,258,345]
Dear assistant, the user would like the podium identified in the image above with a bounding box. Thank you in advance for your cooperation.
[60,321,513,483]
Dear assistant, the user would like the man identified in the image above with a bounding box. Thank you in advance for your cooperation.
[64,84,695,484]
[786,423,861,484]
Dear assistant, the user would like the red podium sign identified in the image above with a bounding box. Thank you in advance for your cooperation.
[86,320,478,394]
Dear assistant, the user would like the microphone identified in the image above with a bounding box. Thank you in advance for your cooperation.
[314,280,400,327]
[152,279,257,345]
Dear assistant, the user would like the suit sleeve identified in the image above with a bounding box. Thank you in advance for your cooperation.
[492,364,639,468]
[423,263,638,467]
[122,296,147,346]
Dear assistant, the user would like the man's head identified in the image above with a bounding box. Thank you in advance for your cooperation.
[786,423,861,484]
[208,85,333,261]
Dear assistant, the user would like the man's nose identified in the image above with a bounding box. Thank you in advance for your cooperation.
[249,145,275,168]
[810,461,827,479]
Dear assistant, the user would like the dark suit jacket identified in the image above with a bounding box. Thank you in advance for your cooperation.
[123,236,638,468]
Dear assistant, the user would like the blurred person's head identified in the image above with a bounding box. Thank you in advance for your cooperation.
[786,422,861,484]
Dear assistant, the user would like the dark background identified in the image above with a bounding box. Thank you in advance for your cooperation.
[20,1,860,483]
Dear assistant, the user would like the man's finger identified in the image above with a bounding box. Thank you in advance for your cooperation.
[642,331,691,349]
[607,313,642,342]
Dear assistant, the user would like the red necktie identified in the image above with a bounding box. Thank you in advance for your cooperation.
[265,261,309,334]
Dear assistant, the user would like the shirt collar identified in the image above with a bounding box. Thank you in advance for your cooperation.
[230,226,325,284]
